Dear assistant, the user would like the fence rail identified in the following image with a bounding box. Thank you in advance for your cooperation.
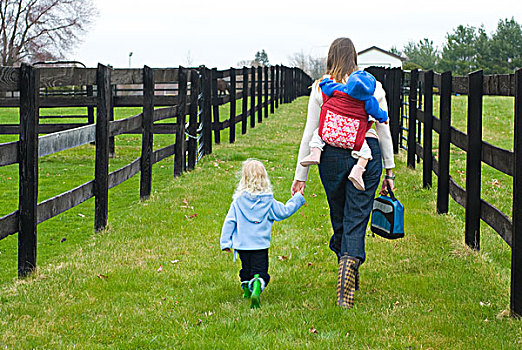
[398,66,522,317]
[0,63,312,278]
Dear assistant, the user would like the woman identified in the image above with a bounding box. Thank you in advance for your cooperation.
[291,38,395,308]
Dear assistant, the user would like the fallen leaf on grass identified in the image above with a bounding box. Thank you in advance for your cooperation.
[78,213,85,218]
[170,260,180,264]
[185,213,198,220]
[97,274,108,280]
[309,327,318,334]
[181,199,194,209]
[497,310,510,319]
[394,300,400,306]
[197,319,202,326]
[278,255,287,261]
[157,265,163,272]
[60,238,66,243]
[307,262,313,266]
[312,193,317,197]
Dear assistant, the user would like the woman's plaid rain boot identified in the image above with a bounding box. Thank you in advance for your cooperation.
[336,254,360,308]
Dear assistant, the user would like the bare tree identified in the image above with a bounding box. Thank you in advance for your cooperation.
[288,51,326,80]
[0,0,97,66]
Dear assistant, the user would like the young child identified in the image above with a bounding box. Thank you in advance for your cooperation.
[220,159,305,308]
[300,70,389,191]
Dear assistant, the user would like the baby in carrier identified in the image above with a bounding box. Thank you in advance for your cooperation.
[300,70,388,191]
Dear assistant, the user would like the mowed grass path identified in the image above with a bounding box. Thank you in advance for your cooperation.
[1,97,521,348]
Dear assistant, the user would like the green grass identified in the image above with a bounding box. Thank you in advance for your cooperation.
[1,96,521,348]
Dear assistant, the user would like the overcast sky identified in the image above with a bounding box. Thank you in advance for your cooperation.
[71,0,520,69]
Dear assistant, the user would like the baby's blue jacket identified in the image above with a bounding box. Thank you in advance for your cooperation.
[220,192,305,251]
[319,70,388,123]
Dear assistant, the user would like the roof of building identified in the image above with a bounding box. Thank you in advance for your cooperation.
[358,46,406,61]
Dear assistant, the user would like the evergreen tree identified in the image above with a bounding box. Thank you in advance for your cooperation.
[402,38,439,70]
[438,25,480,75]
[489,17,522,73]
[254,50,270,66]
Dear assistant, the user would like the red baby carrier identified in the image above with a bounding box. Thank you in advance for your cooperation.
[318,91,373,151]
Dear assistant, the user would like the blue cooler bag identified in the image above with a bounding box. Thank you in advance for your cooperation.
[370,185,404,239]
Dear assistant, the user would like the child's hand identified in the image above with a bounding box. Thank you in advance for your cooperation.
[223,248,231,252]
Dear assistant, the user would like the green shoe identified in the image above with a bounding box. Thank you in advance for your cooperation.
[241,282,251,298]
[250,274,261,309]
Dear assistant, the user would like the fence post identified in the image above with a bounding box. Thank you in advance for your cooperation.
[187,69,199,171]
[274,65,281,108]
[109,83,115,158]
[417,77,423,164]
[264,66,269,118]
[140,65,154,200]
[281,67,285,103]
[200,66,212,155]
[211,68,220,145]
[229,67,236,143]
[293,68,297,101]
[292,67,299,102]
[390,68,402,153]
[423,70,434,188]
[407,69,418,168]
[257,66,263,123]
[241,67,248,134]
[465,70,483,250]
[175,67,187,177]
[437,71,452,214]
[18,64,39,277]
[95,63,111,232]
[270,66,275,113]
[87,85,94,124]
[250,67,256,128]
[511,68,522,317]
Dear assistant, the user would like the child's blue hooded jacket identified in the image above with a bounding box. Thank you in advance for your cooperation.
[319,70,388,123]
[220,192,305,251]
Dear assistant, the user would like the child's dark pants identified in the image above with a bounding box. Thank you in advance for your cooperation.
[237,249,270,285]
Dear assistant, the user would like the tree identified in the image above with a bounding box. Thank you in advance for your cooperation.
[389,46,402,56]
[488,17,522,73]
[402,38,439,70]
[288,51,326,80]
[438,25,480,74]
[254,49,269,66]
[0,0,97,66]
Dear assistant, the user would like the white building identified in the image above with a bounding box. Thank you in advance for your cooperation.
[357,46,405,70]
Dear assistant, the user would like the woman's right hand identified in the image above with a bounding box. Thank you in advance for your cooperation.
[291,180,306,196]
[379,178,394,196]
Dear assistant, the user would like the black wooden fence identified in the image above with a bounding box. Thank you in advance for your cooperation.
[0,63,312,278]
[399,67,522,317]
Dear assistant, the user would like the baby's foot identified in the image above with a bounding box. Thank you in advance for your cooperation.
[348,164,366,191]
[300,148,321,166]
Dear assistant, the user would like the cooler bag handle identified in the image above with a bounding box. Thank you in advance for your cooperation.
[386,183,397,202]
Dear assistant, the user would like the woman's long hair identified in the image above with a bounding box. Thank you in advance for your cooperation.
[325,37,358,83]
[233,159,272,200]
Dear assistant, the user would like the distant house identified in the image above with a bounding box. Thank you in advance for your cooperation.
[357,46,405,69]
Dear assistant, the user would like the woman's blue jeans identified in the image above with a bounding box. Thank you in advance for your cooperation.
[318,137,382,263]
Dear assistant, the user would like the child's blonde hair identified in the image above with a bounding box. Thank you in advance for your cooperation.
[233,159,272,199]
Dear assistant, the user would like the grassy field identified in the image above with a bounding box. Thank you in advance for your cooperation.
[0,96,521,348]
